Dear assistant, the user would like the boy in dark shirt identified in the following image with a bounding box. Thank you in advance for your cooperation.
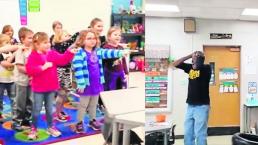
[172,51,211,145]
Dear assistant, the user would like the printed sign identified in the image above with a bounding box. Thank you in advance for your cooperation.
[19,0,27,25]
[28,0,40,12]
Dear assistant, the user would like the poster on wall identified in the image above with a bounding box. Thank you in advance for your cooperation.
[145,58,168,108]
[112,0,143,14]
[28,0,40,12]
[145,44,171,112]
[219,68,239,93]
[19,0,27,25]
[248,82,257,94]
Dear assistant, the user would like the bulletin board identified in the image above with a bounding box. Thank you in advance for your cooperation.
[145,44,172,112]
[112,0,143,14]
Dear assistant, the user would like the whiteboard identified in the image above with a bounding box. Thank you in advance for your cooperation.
[0,0,21,39]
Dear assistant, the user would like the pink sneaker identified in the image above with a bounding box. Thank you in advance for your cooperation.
[28,127,37,140]
[55,113,68,122]
[47,126,62,137]
[88,119,101,131]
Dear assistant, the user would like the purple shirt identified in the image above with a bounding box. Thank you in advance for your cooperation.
[78,50,103,96]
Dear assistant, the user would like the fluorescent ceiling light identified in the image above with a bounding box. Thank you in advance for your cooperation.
[242,8,258,16]
[146,4,180,12]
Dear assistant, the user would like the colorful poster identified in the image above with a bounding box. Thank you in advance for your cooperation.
[112,0,142,14]
[28,0,40,12]
[145,58,169,108]
[248,82,257,94]
[219,68,239,93]
[19,0,27,25]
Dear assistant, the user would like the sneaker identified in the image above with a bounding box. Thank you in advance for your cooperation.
[99,118,105,124]
[88,119,101,131]
[60,111,68,118]
[28,127,37,140]
[55,113,68,122]
[0,113,4,123]
[47,126,62,137]
[21,120,31,130]
[75,121,84,134]
[12,121,23,131]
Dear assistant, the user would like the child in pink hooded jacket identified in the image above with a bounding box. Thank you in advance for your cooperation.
[25,32,77,140]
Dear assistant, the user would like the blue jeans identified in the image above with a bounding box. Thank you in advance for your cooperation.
[32,91,55,128]
[184,104,210,145]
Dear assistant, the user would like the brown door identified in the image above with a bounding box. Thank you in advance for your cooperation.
[204,46,240,127]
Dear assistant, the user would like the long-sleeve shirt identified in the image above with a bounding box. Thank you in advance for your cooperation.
[26,49,74,92]
[50,32,79,68]
[102,43,128,74]
[72,47,123,90]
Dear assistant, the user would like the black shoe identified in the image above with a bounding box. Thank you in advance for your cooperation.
[0,113,3,123]
[21,120,31,130]
[12,122,23,132]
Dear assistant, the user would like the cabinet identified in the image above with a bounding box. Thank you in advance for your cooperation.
[111,13,145,72]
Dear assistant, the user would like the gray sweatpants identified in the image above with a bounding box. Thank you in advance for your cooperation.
[77,95,99,122]
[14,84,32,122]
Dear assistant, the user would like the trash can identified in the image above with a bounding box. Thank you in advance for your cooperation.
[232,133,258,145]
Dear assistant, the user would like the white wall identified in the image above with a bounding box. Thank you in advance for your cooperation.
[0,0,21,39]
[146,17,258,135]
[0,0,112,39]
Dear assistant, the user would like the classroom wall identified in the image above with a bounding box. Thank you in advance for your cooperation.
[146,17,258,135]
[0,0,112,39]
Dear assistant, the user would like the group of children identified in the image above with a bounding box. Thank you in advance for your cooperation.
[0,18,129,140]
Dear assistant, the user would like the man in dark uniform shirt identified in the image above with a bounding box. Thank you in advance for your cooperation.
[172,51,211,145]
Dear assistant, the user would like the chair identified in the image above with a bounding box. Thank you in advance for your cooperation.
[232,133,258,145]
[145,124,176,145]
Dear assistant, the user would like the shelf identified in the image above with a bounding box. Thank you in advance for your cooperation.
[130,50,145,56]
[122,33,144,37]
[129,69,144,72]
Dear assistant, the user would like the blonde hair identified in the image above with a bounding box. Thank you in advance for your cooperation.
[90,18,102,28]
[32,32,49,50]
[0,34,11,47]
[2,25,14,36]
[52,21,62,30]
[18,27,33,43]
[53,30,70,43]
[107,26,121,42]
[75,29,100,48]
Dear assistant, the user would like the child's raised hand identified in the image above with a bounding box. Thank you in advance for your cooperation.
[77,88,84,93]
[18,45,29,51]
[122,49,130,57]
[68,43,79,54]
[41,62,53,70]
[69,47,79,54]
[112,59,121,66]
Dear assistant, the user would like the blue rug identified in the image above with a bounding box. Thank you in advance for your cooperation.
[0,95,104,145]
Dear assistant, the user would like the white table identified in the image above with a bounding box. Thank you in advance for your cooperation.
[145,122,174,145]
[100,87,145,117]
[100,87,145,145]
[113,111,145,145]
[128,72,145,89]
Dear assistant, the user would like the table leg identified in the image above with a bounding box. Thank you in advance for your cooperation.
[112,122,119,145]
[122,125,131,145]
[164,130,168,145]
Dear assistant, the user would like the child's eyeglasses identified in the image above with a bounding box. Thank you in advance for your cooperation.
[86,37,97,40]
